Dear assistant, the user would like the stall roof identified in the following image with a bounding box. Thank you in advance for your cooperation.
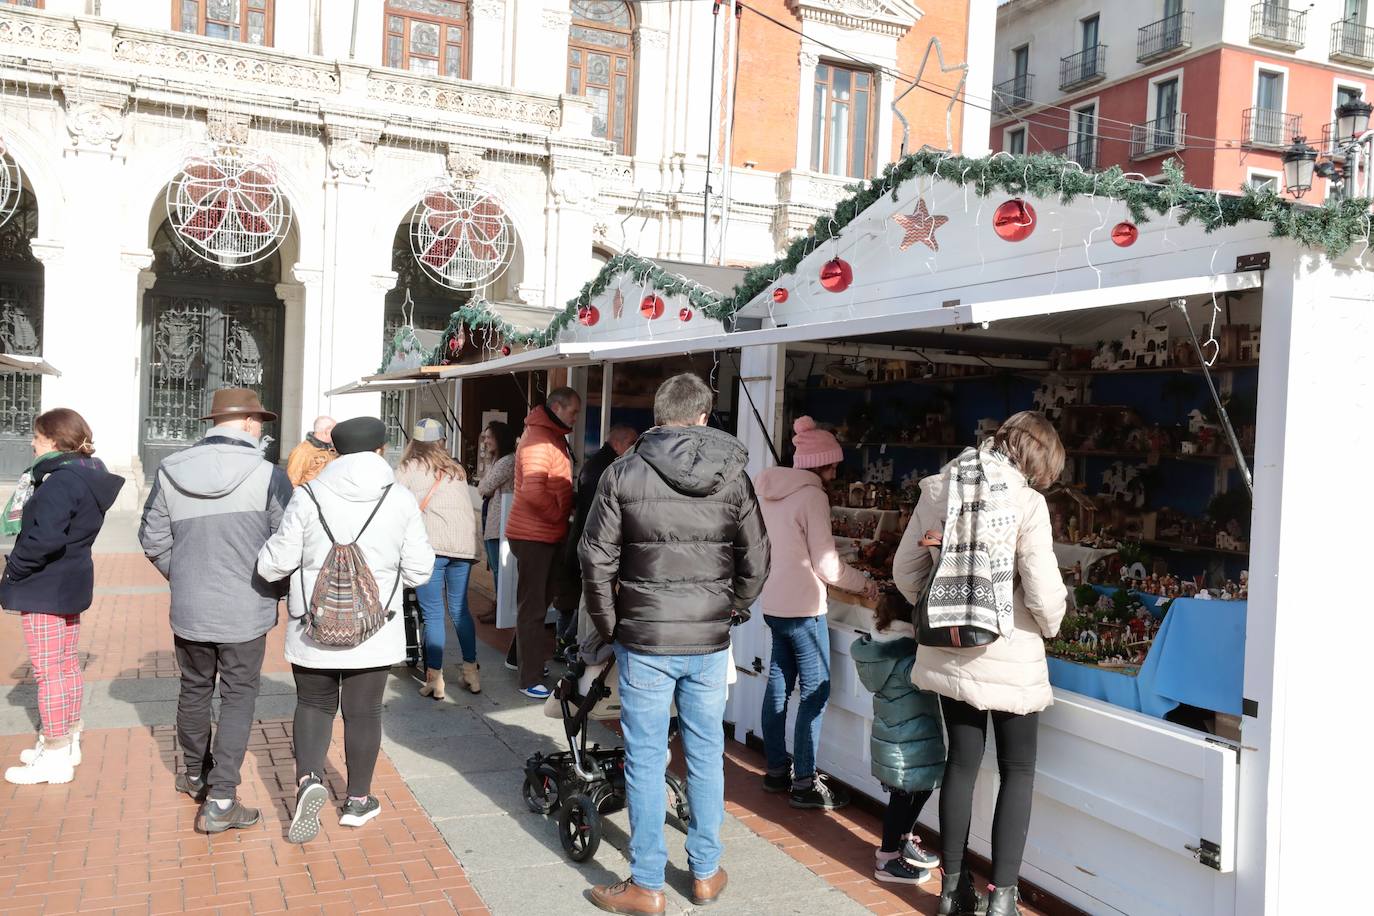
[0,353,60,376]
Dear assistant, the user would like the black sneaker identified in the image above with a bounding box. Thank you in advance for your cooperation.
[762,772,791,794]
[901,836,940,869]
[288,775,329,844]
[175,773,208,801]
[339,795,382,827]
[875,856,931,885]
[790,774,850,810]
[202,799,261,834]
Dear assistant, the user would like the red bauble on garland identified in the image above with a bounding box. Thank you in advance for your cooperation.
[993,199,1036,242]
[772,287,788,303]
[501,345,511,356]
[1111,222,1139,247]
[819,258,853,293]
[578,305,600,326]
[640,295,665,319]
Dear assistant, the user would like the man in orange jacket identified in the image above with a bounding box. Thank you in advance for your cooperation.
[285,416,336,487]
[506,387,581,698]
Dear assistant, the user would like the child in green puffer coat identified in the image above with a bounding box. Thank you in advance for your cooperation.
[851,599,946,886]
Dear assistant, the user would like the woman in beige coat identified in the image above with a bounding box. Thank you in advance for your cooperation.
[396,419,482,699]
[892,412,1067,916]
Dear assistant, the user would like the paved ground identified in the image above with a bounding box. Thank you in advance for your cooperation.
[0,513,1037,915]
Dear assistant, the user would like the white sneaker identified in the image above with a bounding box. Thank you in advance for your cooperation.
[20,732,82,767]
[5,745,75,785]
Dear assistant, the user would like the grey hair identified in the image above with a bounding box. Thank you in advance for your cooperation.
[653,373,714,427]
[546,386,581,411]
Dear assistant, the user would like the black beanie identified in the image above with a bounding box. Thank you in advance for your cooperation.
[331,417,388,456]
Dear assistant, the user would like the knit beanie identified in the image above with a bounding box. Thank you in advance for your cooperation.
[791,416,844,470]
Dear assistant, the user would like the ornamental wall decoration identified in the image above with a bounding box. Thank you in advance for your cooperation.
[0,138,23,230]
[408,179,515,292]
[165,144,290,268]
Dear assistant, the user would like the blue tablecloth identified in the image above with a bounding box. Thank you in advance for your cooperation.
[1048,597,1246,719]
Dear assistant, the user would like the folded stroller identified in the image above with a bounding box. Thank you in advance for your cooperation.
[522,650,690,863]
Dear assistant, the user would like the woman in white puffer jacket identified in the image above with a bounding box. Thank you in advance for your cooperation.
[257,417,435,845]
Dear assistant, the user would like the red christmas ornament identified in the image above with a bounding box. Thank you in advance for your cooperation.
[993,199,1036,242]
[500,345,511,356]
[819,258,853,293]
[679,307,693,322]
[1111,221,1139,247]
[640,295,665,320]
[772,287,788,303]
[578,305,600,326]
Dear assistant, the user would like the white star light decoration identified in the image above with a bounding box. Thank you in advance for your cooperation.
[893,199,949,252]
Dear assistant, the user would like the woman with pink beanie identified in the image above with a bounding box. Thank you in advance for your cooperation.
[754,416,878,810]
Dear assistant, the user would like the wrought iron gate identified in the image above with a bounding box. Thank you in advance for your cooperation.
[0,191,43,477]
[140,290,285,473]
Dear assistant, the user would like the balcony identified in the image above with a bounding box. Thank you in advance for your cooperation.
[1330,18,1374,66]
[1131,112,1188,159]
[1138,11,1193,63]
[1059,45,1107,91]
[1250,4,1306,50]
[1321,120,1369,157]
[1242,107,1300,148]
[993,74,1034,117]
[1056,135,1100,170]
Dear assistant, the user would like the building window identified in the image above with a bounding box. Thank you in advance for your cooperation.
[2,1,44,8]
[1081,14,1099,52]
[811,62,874,178]
[1012,44,1029,80]
[384,0,467,78]
[1007,127,1026,155]
[567,1,634,155]
[1248,171,1278,191]
[174,0,273,46]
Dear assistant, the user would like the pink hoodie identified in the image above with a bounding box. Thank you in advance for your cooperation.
[755,466,869,617]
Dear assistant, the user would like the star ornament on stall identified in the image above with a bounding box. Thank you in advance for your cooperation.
[893,199,950,252]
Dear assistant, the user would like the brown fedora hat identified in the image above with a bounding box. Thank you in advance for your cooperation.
[202,388,278,422]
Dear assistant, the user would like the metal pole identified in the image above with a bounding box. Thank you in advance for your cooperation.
[718,0,740,266]
[349,0,360,59]
[704,2,721,264]
[1173,300,1253,497]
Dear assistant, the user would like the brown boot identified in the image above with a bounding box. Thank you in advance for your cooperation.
[691,867,728,906]
[419,668,445,700]
[589,877,665,915]
[461,661,482,694]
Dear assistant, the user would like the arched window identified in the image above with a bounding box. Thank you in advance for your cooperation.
[384,0,468,79]
[174,1,274,46]
[567,1,634,155]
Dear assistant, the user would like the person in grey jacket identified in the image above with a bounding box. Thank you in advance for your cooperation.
[138,388,291,834]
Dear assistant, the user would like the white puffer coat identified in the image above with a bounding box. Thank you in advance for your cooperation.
[892,467,1067,715]
[257,452,436,670]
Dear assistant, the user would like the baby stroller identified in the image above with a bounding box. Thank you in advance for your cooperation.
[522,655,691,863]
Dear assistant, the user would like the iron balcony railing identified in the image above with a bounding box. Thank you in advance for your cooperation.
[1250,4,1306,49]
[1321,120,1368,156]
[1131,111,1188,159]
[1138,11,1193,63]
[1056,135,1099,170]
[993,74,1034,117]
[1243,107,1300,148]
[1330,17,1374,65]
[1059,44,1107,91]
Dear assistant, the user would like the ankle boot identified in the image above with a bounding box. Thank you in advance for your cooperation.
[419,668,445,700]
[938,871,988,916]
[461,661,481,694]
[987,886,1020,916]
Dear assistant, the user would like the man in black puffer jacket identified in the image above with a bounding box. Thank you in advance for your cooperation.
[580,373,769,916]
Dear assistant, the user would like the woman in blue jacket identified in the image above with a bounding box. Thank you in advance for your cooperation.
[0,408,124,786]
[851,596,946,885]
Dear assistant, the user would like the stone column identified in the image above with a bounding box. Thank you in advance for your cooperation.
[632,26,669,167]
[795,47,820,172]
[469,0,507,85]
[276,264,324,446]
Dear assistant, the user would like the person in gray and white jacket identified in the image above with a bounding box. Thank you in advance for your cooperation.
[138,388,292,834]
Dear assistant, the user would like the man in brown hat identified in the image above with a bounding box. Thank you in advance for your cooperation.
[139,387,292,833]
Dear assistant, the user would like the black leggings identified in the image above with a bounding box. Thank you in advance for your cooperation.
[939,696,1040,887]
[292,665,389,798]
[881,787,933,853]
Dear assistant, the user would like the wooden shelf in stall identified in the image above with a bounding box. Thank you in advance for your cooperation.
[1047,361,1259,378]
[1139,538,1250,558]
[842,441,955,450]
[1068,448,1255,465]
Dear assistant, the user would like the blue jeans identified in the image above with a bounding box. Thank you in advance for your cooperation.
[761,614,831,783]
[615,644,728,891]
[415,556,476,668]
[484,539,500,602]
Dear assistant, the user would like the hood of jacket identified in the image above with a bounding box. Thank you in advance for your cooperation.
[634,425,748,498]
[311,451,396,502]
[524,404,573,437]
[851,632,917,694]
[159,428,266,498]
[754,466,823,502]
[35,453,125,513]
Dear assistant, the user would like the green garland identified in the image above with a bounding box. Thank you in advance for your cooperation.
[384,150,1371,372]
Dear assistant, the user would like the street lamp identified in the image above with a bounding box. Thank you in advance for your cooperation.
[1282,136,1317,198]
[1337,95,1373,141]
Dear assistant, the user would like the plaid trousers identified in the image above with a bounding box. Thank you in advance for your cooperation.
[20,612,83,740]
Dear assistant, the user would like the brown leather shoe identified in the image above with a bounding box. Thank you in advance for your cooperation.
[589,877,666,915]
[691,867,728,906]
